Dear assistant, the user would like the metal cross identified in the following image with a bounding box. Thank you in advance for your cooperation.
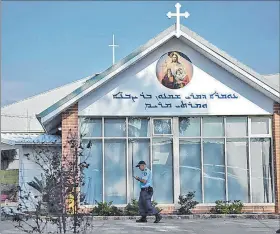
[108,34,119,65]
[167,3,190,38]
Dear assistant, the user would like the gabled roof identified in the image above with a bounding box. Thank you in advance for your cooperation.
[262,73,280,91]
[1,76,94,132]
[36,24,280,130]
[1,133,61,145]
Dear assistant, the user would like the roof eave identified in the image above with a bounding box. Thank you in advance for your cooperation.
[1,138,15,146]
[16,142,62,146]
[35,114,47,132]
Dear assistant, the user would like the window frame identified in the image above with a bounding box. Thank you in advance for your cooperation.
[225,116,248,138]
[202,116,225,138]
[128,117,151,138]
[152,117,173,136]
[249,116,272,137]
[78,115,274,207]
[177,116,274,204]
[178,117,201,138]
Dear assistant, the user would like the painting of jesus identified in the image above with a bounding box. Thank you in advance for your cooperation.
[156,51,193,89]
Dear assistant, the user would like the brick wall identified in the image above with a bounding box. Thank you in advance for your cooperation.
[273,102,280,213]
[79,204,275,215]
[157,205,275,214]
[61,103,79,210]
[62,103,79,162]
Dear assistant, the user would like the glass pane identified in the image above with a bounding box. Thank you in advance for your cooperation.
[104,139,127,204]
[179,139,201,202]
[81,140,103,205]
[104,119,126,137]
[226,117,247,137]
[250,138,273,203]
[203,139,225,202]
[80,118,102,137]
[128,118,150,137]
[251,117,270,135]
[153,119,172,135]
[129,139,150,199]
[227,139,249,202]
[203,117,224,137]
[152,138,173,203]
[179,117,200,137]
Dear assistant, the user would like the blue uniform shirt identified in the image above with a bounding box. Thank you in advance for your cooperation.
[139,168,152,188]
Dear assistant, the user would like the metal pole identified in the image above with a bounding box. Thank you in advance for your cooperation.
[112,34,115,65]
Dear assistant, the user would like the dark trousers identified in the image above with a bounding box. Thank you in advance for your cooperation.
[138,189,157,216]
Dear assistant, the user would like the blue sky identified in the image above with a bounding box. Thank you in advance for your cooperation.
[1,1,279,106]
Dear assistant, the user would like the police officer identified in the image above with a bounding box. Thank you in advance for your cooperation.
[133,160,162,223]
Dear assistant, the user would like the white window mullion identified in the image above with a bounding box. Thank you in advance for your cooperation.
[224,117,228,201]
[201,117,204,203]
[150,118,153,172]
[173,117,180,205]
[102,117,105,202]
[126,117,130,204]
[268,117,272,136]
[248,117,252,203]
[149,118,153,200]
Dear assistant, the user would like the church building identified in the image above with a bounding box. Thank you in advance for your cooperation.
[1,4,280,214]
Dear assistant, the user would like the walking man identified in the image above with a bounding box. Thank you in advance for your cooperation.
[133,160,162,223]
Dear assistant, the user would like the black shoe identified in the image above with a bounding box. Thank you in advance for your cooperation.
[154,214,162,223]
[136,217,147,223]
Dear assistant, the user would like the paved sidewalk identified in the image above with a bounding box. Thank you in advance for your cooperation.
[0,218,279,234]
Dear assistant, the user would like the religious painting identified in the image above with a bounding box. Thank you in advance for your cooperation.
[156,51,193,89]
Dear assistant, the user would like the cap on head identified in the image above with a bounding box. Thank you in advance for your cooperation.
[136,161,146,167]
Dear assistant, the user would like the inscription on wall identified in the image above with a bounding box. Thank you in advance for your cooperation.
[112,91,239,110]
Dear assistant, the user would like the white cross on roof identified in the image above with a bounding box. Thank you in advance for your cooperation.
[167,3,190,38]
[108,34,119,65]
